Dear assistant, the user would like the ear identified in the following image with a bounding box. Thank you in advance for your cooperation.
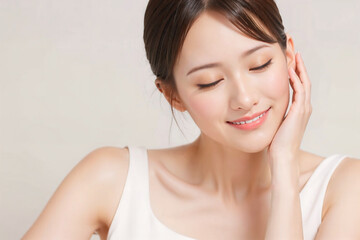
[285,33,296,72]
[155,79,187,112]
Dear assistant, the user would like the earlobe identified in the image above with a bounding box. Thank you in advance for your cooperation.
[155,79,163,93]
[154,79,187,112]
[172,98,187,112]
[169,91,187,112]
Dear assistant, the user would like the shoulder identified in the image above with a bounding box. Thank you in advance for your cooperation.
[22,146,130,239]
[315,156,360,239]
[79,146,130,181]
[326,156,360,203]
[79,146,130,228]
[56,146,131,235]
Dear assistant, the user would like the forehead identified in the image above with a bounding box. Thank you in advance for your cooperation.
[174,11,272,76]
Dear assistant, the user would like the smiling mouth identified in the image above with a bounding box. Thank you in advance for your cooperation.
[228,111,268,125]
[227,107,271,125]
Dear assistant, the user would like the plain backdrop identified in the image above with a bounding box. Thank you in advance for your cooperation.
[0,0,359,239]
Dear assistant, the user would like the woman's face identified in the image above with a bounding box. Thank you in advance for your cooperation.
[172,11,293,152]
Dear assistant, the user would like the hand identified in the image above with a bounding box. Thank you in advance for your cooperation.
[267,52,312,166]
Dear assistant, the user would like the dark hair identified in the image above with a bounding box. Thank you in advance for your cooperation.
[143,0,287,137]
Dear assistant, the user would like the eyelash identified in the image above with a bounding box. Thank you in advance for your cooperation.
[197,79,223,89]
[197,58,273,89]
[249,58,273,71]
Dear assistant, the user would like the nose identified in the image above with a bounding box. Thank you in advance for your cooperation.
[229,73,259,111]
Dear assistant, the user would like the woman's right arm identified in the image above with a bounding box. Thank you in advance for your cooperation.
[21,146,130,240]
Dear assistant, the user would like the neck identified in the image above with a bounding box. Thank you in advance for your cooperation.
[190,134,272,204]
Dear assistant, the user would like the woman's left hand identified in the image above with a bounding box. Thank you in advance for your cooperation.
[267,52,312,167]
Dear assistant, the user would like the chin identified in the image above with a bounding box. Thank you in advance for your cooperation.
[228,134,273,153]
[240,143,270,154]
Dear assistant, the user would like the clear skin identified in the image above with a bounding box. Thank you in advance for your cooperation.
[22,9,360,240]
[157,10,297,199]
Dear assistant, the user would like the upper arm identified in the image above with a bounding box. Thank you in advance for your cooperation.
[22,146,130,240]
[315,157,360,240]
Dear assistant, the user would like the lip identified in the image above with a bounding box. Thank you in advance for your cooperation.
[228,107,271,123]
[227,107,271,131]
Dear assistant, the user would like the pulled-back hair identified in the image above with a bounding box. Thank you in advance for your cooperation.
[143,0,287,136]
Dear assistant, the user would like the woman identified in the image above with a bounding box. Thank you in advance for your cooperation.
[22,0,360,239]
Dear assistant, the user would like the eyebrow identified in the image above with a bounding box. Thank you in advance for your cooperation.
[186,44,270,76]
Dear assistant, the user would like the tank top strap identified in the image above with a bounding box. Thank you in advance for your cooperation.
[107,145,152,239]
[300,154,348,202]
[300,154,348,240]
[126,145,150,198]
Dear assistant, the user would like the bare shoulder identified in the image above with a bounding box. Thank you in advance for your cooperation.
[88,146,130,226]
[78,146,130,186]
[75,146,131,236]
[325,156,360,204]
[22,146,130,240]
[315,156,360,239]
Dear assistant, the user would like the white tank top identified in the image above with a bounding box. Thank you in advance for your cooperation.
[107,145,348,240]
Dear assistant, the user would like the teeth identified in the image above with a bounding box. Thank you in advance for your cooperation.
[231,112,266,125]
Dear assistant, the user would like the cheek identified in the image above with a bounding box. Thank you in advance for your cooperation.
[261,66,289,100]
[183,93,225,123]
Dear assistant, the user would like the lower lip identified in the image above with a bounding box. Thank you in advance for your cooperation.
[227,108,271,130]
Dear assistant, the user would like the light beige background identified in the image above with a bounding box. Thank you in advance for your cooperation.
[0,0,359,239]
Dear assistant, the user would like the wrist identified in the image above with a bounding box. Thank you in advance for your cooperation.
[270,160,300,192]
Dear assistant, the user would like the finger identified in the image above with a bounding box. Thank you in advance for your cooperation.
[295,53,309,80]
[288,67,306,110]
[295,53,312,111]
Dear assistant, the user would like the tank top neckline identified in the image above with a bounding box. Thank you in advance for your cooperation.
[137,145,196,240]
[130,145,347,240]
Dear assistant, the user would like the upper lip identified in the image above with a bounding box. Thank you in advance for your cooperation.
[228,107,271,123]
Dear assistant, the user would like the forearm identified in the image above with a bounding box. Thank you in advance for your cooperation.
[265,161,304,240]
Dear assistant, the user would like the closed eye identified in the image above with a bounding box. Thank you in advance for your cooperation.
[250,58,272,71]
[196,59,272,89]
[197,79,223,89]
